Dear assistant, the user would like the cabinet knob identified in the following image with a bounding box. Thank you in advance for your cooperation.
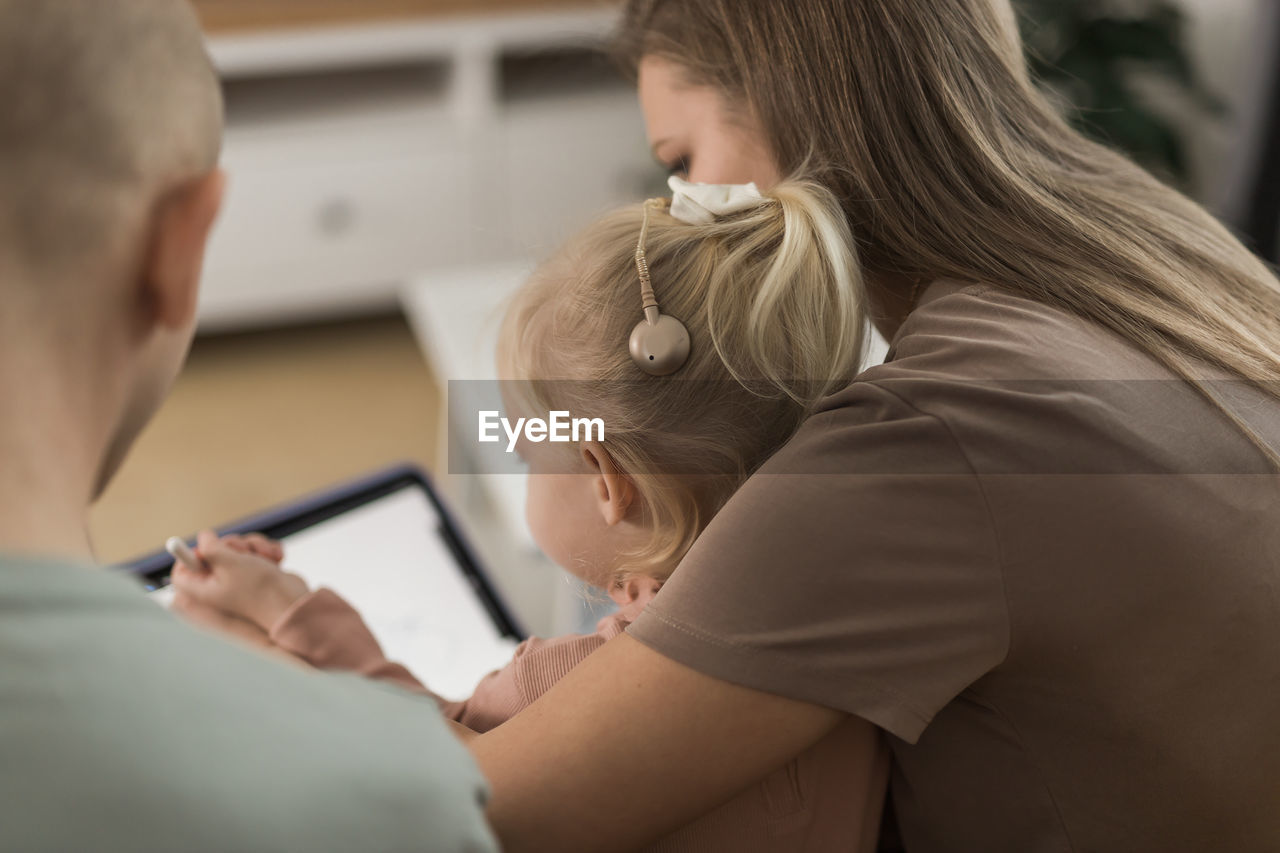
[317,198,357,238]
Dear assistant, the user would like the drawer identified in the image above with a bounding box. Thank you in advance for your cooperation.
[201,122,473,319]
[501,94,657,256]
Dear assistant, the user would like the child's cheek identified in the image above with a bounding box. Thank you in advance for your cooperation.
[525,470,600,581]
[524,474,555,556]
[525,472,575,571]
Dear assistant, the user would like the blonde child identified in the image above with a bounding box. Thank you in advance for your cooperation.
[174,177,890,851]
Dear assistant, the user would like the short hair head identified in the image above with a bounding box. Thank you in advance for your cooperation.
[0,0,223,281]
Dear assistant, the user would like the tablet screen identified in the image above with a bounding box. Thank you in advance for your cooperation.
[150,483,519,701]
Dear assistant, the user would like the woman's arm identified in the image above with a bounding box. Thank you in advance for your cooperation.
[471,632,861,853]
[171,531,882,849]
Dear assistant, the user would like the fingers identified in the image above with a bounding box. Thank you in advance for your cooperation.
[170,547,213,591]
[244,533,285,563]
[174,531,274,615]
[171,529,224,592]
[193,531,277,577]
[195,528,223,562]
[223,536,251,554]
[180,532,309,631]
[215,532,285,564]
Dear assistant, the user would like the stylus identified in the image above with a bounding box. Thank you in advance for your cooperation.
[165,537,205,573]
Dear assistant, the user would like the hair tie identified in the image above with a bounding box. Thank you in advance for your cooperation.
[667,176,766,225]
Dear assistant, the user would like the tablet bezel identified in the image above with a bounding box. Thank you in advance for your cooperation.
[119,463,525,641]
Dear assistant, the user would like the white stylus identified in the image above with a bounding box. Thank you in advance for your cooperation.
[165,537,205,572]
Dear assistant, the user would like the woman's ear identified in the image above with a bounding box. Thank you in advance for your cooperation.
[580,441,637,527]
[142,169,227,329]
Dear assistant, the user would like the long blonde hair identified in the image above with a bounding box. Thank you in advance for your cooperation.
[500,181,864,577]
[617,0,1280,462]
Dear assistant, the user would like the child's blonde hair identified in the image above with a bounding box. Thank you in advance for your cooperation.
[500,180,867,579]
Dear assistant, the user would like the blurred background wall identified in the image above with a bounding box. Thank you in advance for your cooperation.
[1143,0,1278,248]
[92,0,1280,636]
[1181,0,1262,203]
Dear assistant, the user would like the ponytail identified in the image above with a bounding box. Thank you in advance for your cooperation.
[501,180,868,577]
[702,179,867,406]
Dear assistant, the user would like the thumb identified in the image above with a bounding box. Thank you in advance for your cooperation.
[171,549,217,595]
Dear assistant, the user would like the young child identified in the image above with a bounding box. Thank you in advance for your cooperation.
[174,176,890,851]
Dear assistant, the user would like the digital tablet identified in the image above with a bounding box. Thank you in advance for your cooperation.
[122,465,523,700]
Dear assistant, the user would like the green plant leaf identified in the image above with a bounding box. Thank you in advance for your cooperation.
[1013,0,1223,183]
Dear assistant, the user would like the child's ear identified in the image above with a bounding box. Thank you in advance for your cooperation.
[580,441,637,527]
[142,169,227,329]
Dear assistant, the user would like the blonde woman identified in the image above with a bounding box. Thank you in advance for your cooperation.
[177,1,1280,851]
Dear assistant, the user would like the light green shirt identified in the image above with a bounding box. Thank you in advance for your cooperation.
[0,556,498,853]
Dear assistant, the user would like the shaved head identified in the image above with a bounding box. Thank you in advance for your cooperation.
[0,0,222,280]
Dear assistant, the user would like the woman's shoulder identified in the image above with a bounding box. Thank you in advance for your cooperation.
[874,278,1173,383]
[798,278,1230,476]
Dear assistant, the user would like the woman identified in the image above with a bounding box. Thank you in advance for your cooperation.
[180,1,1280,850]
[475,0,1280,848]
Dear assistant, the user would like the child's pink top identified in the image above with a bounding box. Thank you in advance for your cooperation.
[271,588,888,852]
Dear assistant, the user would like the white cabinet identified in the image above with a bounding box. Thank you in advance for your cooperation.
[198,7,663,330]
[499,90,658,257]
[208,119,470,318]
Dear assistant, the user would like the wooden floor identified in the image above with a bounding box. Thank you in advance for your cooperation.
[89,314,441,565]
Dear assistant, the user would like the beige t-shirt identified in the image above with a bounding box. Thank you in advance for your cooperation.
[628,279,1280,853]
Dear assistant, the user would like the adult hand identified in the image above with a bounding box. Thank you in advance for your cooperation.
[172,589,274,650]
[172,590,309,669]
[170,529,310,631]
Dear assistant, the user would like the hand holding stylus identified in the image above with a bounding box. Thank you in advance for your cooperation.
[165,537,204,572]
[169,530,308,631]
[167,531,285,572]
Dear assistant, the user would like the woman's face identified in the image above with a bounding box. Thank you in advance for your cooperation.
[638,56,781,188]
